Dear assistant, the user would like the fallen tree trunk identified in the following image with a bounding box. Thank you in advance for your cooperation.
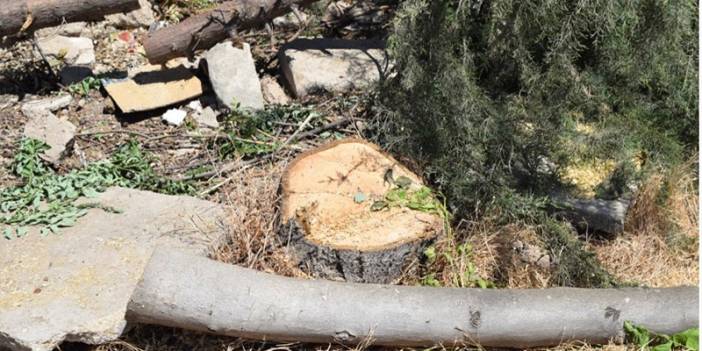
[0,0,140,37]
[142,0,321,64]
[128,248,699,348]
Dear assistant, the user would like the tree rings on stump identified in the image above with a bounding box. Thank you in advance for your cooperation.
[279,139,443,283]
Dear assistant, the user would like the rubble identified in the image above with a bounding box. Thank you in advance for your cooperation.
[279,38,391,97]
[0,188,229,351]
[204,42,265,110]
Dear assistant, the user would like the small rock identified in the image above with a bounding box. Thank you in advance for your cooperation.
[204,42,264,110]
[279,38,391,98]
[35,35,95,66]
[512,240,551,269]
[105,0,155,29]
[162,108,187,126]
[21,95,73,115]
[22,110,77,163]
[35,22,87,38]
[103,66,203,113]
[194,107,220,129]
[272,11,309,30]
[0,94,19,110]
[261,76,291,105]
[0,187,229,351]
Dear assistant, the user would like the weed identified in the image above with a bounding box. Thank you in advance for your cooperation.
[625,321,699,351]
[1,139,193,238]
[67,76,101,97]
[214,104,322,158]
[422,242,495,288]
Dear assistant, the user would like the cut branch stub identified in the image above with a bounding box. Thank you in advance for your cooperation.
[279,139,443,283]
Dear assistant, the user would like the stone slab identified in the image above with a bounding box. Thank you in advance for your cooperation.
[204,42,264,110]
[103,66,203,113]
[278,38,391,98]
[0,187,230,351]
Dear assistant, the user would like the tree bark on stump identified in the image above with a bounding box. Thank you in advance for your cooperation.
[0,0,140,37]
[127,248,699,349]
[279,139,443,283]
[142,0,321,64]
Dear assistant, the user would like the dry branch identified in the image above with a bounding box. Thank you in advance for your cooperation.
[142,0,322,64]
[0,0,140,37]
[128,248,699,348]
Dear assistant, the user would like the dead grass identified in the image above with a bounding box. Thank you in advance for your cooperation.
[209,159,307,278]
[592,158,699,287]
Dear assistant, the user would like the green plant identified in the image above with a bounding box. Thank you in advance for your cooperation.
[422,242,494,289]
[1,139,194,238]
[214,104,322,158]
[68,76,101,96]
[625,321,699,351]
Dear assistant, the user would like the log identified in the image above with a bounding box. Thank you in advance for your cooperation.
[0,0,140,37]
[127,248,699,348]
[551,193,630,235]
[142,0,321,64]
[278,139,443,283]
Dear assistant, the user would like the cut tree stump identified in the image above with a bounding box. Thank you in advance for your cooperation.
[0,0,140,37]
[279,139,443,283]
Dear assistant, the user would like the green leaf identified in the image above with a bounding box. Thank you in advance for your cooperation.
[353,191,366,204]
[624,321,651,348]
[423,246,436,261]
[652,341,673,351]
[673,328,699,351]
[3,227,12,240]
[370,200,388,211]
[15,227,28,237]
[82,187,99,198]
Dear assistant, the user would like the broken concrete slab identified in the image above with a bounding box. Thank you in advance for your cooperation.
[204,42,264,110]
[279,38,391,98]
[22,112,76,163]
[105,0,156,29]
[0,187,229,351]
[21,95,73,116]
[261,76,291,105]
[35,35,95,66]
[103,65,203,113]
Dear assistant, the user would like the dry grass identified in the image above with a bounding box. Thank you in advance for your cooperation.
[209,160,307,278]
[592,159,699,287]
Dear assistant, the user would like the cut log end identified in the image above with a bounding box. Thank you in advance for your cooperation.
[279,139,443,283]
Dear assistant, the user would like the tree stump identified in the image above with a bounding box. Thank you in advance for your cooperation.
[279,139,443,283]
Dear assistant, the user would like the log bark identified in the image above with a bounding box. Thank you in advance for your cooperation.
[128,248,699,349]
[279,139,443,283]
[0,0,140,37]
[551,193,630,235]
[142,0,321,64]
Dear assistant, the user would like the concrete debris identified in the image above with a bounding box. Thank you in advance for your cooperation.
[204,42,265,110]
[279,38,391,98]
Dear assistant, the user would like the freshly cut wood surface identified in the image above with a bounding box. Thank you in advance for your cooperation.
[279,139,442,283]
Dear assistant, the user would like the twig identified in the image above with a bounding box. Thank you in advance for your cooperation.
[198,163,255,196]
[294,118,353,140]
[276,111,316,151]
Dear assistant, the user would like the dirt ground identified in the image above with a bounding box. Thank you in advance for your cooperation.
[0,2,698,351]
